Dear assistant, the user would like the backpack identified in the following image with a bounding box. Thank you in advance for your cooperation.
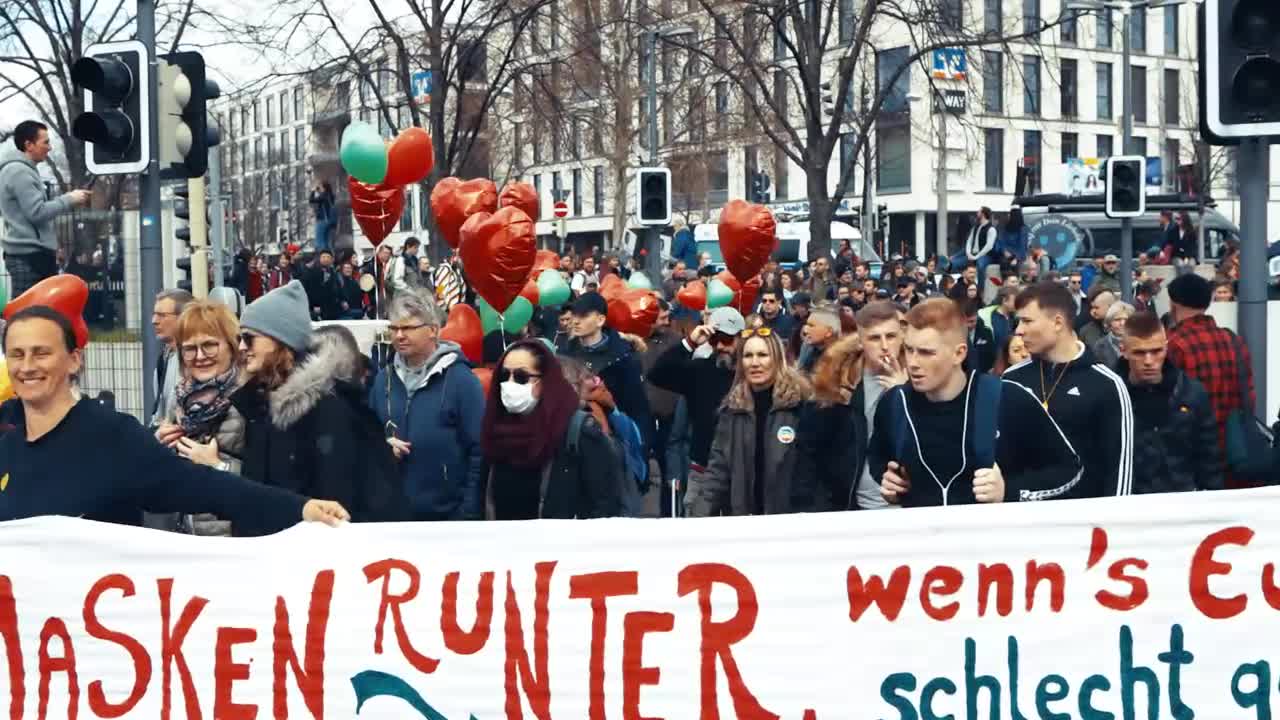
[606,410,650,494]
[883,373,1003,470]
[563,409,643,517]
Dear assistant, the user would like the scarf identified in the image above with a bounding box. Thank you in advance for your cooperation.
[175,365,239,439]
[481,342,579,470]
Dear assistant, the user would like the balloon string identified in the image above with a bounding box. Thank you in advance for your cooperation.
[499,313,508,351]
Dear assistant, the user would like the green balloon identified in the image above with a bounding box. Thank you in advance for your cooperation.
[502,296,534,333]
[477,298,502,334]
[706,278,734,308]
[536,269,571,307]
[0,274,8,314]
[627,272,652,290]
[340,122,388,185]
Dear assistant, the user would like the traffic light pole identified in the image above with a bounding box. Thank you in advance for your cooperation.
[1119,3,1134,303]
[643,29,662,283]
[209,148,224,288]
[137,0,163,415]
[1236,138,1268,423]
[189,177,209,299]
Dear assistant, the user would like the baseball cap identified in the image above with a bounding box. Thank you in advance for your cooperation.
[708,307,746,335]
[570,291,608,316]
[1103,254,1120,263]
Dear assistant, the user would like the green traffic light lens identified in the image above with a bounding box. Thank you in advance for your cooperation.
[1231,0,1279,50]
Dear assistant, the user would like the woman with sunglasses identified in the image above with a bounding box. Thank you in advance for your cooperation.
[685,326,815,517]
[481,340,622,519]
[153,300,247,535]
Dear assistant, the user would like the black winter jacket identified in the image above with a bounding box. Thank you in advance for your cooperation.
[489,414,623,519]
[647,340,735,466]
[796,384,869,511]
[1119,359,1223,494]
[564,329,654,448]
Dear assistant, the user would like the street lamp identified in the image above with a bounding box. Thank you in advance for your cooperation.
[907,90,952,262]
[1064,0,1203,302]
[641,25,695,279]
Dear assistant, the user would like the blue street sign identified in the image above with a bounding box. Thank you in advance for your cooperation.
[931,49,967,80]
[1145,157,1162,186]
[411,71,432,102]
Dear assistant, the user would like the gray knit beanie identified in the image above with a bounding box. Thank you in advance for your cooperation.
[240,279,313,353]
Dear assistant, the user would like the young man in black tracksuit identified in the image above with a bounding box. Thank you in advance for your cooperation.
[870,298,1082,508]
[1003,281,1134,499]
[564,292,654,448]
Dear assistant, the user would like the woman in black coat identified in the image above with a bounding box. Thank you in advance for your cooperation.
[796,334,869,511]
[481,339,622,519]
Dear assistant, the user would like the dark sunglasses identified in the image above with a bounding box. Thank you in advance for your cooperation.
[237,331,260,345]
[498,367,542,384]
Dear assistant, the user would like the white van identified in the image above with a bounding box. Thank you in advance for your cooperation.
[692,221,880,271]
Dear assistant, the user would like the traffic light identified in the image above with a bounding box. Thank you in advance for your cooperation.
[70,40,150,174]
[1201,0,1280,143]
[1105,156,1146,218]
[634,167,671,226]
[750,172,771,203]
[158,51,221,179]
[174,186,193,292]
[876,204,889,232]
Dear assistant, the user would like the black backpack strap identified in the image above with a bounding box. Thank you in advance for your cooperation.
[970,374,1003,469]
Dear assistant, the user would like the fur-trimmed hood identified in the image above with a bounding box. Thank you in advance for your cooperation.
[269,330,365,429]
[722,367,811,413]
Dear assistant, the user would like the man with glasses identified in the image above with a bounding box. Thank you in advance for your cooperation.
[369,288,484,521]
[149,288,193,429]
[757,288,794,338]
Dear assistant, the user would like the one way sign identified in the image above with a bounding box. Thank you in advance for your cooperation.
[412,71,432,104]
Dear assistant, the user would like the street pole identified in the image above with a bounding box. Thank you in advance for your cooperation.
[1118,3,1134,303]
[1236,138,1269,423]
[643,29,663,282]
[936,105,948,260]
[137,0,163,414]
[189,177,208,299]
[209,149,224,288]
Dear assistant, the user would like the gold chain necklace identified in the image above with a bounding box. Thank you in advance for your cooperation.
[1039,359,1073,410]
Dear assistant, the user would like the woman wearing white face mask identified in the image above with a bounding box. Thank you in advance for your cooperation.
[481,340,623,519]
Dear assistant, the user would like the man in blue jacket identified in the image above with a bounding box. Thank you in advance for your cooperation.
[370,289,485,520]
[564,291,654,449]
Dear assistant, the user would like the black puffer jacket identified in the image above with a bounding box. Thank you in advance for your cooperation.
[1119,359,1223,494]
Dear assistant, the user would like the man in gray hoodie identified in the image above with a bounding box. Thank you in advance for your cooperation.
[0,121,91,295]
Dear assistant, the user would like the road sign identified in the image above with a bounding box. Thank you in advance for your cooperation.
[553,201,569,218]
[411,71,432,104]
[931,49,966,81]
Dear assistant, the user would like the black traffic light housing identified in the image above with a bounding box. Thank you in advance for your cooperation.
[1199,0,1280,144]
[635,167,671,226]
[1105,156,1146,219]
[174,186,193,291]
[70,40,150,174]
[159,51,221,179]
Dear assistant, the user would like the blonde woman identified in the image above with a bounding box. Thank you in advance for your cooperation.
[685,327,814,517]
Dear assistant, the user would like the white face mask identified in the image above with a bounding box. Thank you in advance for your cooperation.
[500,381,539,415]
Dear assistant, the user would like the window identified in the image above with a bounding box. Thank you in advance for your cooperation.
[984,128,1004,190]
[400,189,412,231]
[709,151,729,205]
[532,125,543,164]
[1096,62,1112,119]
[266,135,276,164]
[983,51,1003,112]
[1164,6,1179,54]
[1131,65,1147,123]
[1164,139,1181,188]
[1132,136,1148,157]
[942,0,962,29]
[552,171,562,202]
[774,146,789,199]
[294,128,305,160]
[877,46,910,114]
[280,93,289,124]
[1097,135,1114,162]
[549,0,560,49]
[280,168,291,210]
[1023,56,1041,116]
[533,174,542,205]
[688,88,705,143]
[593,167,604,215]
[1130,8,1146,52]
[1164,68,1180,126]
[1022,0,1039,34]
[1096,8,1113,48]
[552,121,562,163]
[513,123,523,167]
[774,20,786,61]
[1061,9,1077,44]
[1060,59,1078,117]
[715,82,729,135]
[266,98,275,127]
[280,131,289,162]
[1023,130,1042,192]
[1061,132,1078,163]
[571,121,581,159]
[253,101,261,132]
[984,0,1002,33]
[253,138,262,169]
[294,87,304,120]
[773,69,789,119]
[839,0,855,42]
[572,169,583,215]
[877,123,911,191]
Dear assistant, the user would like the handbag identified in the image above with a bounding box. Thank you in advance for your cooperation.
[1224,333,1275,483]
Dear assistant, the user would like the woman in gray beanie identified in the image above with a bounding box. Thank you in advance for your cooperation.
[229,281,398,533]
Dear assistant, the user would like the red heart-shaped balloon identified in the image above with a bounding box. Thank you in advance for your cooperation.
[439,303,483,364]
[384,127,435,187]
[675,280,707,311]
[432,177,498,249]
[598,273,626,302]
[718,200,777,283]
[715,269,742,294]
[732,275,762,316]
[4,274,90,347]
[458,206,536,312]
[347,177,404,247]
[520,278,540,305]
[472,367,493,396]
[607,289,660,337]
[499,181,540,222]
[532,249,560,274]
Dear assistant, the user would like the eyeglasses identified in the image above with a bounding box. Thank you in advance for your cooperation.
[388,323,428,335]
[739,327,773,338]
[497,367,542,384]
[238,331,260,346]
[180,340,222,359]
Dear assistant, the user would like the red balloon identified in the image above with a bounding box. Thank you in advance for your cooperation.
[439,304,483,364]
[431,177,498,249]
[347,177,404,247]
[4,274,90,347]
[472,367,493,396]
[675,280,707,311]
[733,275,762,316]
[384,127,434,187]
[520,278,540,305]
[458,206,536,312]
[598,273,626,302]
[607,289,660,337]
[718,200,777,283]
[715,269,742,294]
[532,249,560,274]
[499,182,540,222]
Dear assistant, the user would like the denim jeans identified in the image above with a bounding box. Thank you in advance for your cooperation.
[315,220,333,251]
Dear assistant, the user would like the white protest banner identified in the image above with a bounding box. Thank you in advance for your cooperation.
[3,488,1280,719]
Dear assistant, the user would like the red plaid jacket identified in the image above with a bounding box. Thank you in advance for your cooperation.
[1167,313,1254,452]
